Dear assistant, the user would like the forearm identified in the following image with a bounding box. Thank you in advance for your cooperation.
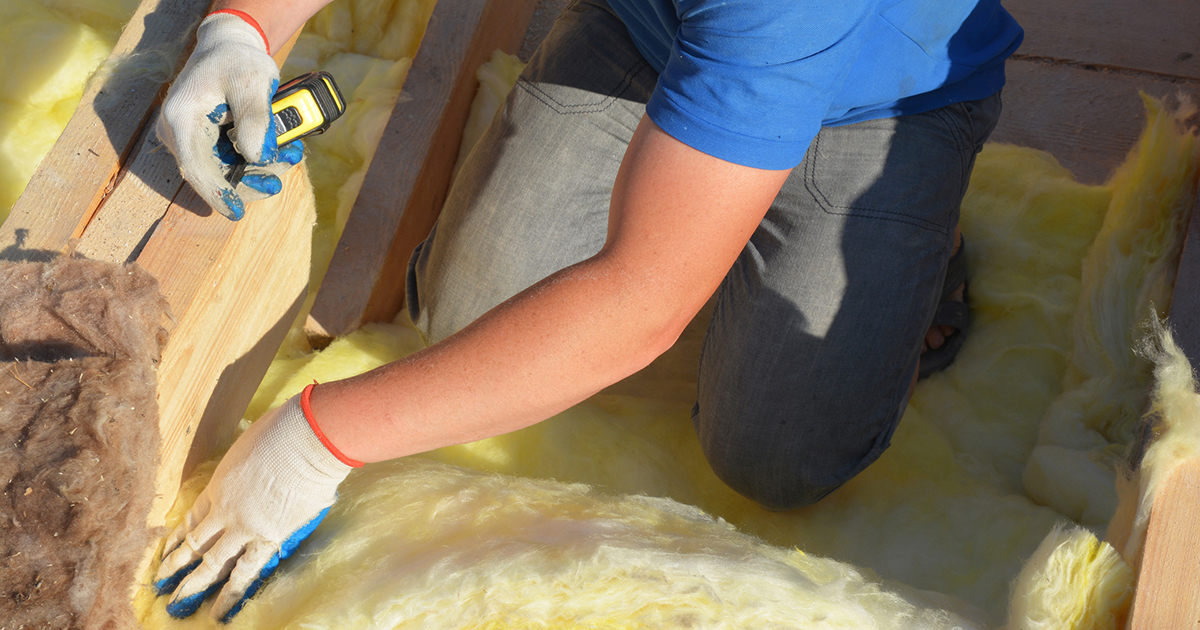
[211,0,332,53]
[310,251,697,463]
[310,117,789,465]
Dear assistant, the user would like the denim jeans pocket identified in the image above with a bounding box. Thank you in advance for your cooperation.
[515,58,653,116]
[515,0,656,115]
[801,102,990,234]
[957,91,1003,154]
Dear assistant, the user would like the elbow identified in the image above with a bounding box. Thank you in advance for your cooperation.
[586,252,712,377]
[625,303,696,372]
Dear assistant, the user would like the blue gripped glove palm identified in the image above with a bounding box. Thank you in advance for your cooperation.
[156,10,305,221]
[154,385,362,621]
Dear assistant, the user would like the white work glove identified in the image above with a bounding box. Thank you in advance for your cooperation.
[154,386,360,621]
[157,11,304,221]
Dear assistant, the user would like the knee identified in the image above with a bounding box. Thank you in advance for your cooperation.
[692,400,900,512]
[405,235,525,346]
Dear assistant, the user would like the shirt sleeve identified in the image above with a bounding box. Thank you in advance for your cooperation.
[645,0,878,170]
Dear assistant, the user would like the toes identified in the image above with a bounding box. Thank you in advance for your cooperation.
[925,328,945,351]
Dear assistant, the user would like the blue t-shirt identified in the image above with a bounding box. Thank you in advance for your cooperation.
[607,0,1024,169]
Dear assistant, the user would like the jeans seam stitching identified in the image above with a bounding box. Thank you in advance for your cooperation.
[936,103,972,203]
[804,127,946,233]
[516,59,650,114]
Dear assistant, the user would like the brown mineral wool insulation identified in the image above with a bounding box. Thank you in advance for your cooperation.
[0,255,168,630]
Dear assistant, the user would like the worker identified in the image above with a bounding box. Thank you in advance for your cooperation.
[152,0,1023,620]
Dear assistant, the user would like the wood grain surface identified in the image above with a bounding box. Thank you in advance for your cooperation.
[0,0,207,257]
[304,0,539,345]
[1004,0,1200,80]
[992,59,1199,185]
[1129,459,1200,629]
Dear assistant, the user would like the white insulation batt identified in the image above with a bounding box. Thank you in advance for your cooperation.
[4,1,1200,629]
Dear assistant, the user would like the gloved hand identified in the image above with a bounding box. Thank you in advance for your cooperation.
[154,385,361,621]
[156,11,304,221]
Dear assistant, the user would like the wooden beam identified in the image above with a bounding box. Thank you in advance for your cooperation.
[1004,0,1200,80]
[1129,459,1200,629]
[84,30,310,528]
[0,0,208,258]
[72,107,183,264]
[137,167,314,527]
[0,0,314,611]
[303,0,539,345]
[74,32,302,264]
[0,0,312,530]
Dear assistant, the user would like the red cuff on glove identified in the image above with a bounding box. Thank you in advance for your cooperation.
[209,9,271,54]
[300,384,364,468]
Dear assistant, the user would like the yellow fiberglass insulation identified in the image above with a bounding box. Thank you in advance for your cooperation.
[140,458,991,629]
[1112,312,1200,568]
[1005,524,1132,630]
[133,94,1196,629]
[6,3,1200,629]
[1021,97,1200,528]
[276,0,437,343]
[0,0,139,223]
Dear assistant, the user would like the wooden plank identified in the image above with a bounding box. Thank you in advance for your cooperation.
[5,22,313,524]
[0,0,311,528]
[304,0,539,345]
[0,0,314,606]
[74,108,181,263]
[1004,0,1200,81]
[0,0,207,258]
[98,33,309,525]
[77,33,303,263]
[991,59,1200,185]
[1129,459,1200,629]
[137,165,314,527]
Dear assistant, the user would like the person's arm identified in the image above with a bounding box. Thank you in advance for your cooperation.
[153,115,790,620]
[312,116,791,461]
[209,0,331,53]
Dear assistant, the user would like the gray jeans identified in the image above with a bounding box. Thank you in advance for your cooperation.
[407,0,1001,510]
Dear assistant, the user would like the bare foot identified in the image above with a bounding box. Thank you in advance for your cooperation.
[922,228,964,353]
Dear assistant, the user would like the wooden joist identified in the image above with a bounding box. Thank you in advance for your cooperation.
[0,0,208,257]
[303,0,540,345]
[0,0,312,533]
[1,0,552,533]
[1129,458,1200,627]
[1,0,561,614]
